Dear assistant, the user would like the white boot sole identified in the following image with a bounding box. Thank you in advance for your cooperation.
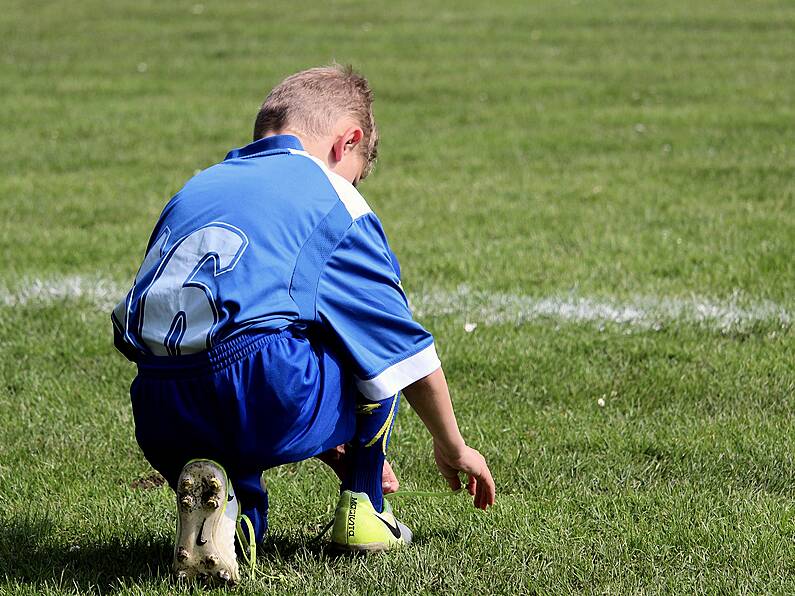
[173,460,239,586]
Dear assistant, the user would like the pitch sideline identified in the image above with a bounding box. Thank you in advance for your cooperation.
[1,275,791,332]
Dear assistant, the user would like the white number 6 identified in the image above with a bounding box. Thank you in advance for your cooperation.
[137,222,249,356]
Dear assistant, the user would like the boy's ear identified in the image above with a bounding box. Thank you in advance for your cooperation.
[332,126,363,163]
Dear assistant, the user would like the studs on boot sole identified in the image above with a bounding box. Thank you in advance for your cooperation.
[206,496,221,509]
[176,570,188,582]
[203,554,218,568]
[217,569,231,582]
[180,477,194,491]
[180,495,194,509]
[176,547,189,562]
[208,477,221,490]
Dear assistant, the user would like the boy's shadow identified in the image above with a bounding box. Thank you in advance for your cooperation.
[0,514,359,592]
[0,514,172,593]
[1,513,454,591]
[257,523,459,563]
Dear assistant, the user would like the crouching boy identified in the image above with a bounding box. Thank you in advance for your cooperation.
[112,65,495,586]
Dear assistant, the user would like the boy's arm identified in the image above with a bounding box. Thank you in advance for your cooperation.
[309,210,492,505]
[403,367,496,510]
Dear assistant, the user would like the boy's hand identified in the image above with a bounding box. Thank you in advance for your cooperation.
[403,368,496,510]
[434,442,495,510]
[315,445,399,494]
[380,459,399,494]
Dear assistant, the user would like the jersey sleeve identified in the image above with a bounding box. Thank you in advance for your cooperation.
[315,214,440,401]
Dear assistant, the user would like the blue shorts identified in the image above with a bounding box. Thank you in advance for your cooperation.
[130,329,357,490]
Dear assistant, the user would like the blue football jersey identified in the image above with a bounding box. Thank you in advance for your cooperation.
[112,134,440,400]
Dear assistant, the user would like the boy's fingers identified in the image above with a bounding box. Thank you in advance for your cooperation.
[474,470,495,510]
[483,473,496,508]
[382,460,399,494]
[475,483,488,510]
[483,481,494,508]
[444,473,461,491]
[467,475,476,496]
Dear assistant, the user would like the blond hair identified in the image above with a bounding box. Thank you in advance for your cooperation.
[253,65,379,179]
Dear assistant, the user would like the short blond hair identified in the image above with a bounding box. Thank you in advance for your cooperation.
[253,64,379,180]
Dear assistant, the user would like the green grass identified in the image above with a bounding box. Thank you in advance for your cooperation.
[1,0,794,593]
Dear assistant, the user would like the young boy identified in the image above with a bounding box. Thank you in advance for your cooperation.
[112,65,495,586]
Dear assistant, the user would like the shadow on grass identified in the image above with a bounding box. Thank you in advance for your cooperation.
[256,527,335,562]
[0,513,453,591]
[0,514,358,592]
[255,522,464,565]
[0,512,172,593]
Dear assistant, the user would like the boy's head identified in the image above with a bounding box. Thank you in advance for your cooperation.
[253,65,378,185]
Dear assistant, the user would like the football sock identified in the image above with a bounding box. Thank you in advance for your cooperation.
[345,392,400,513]
[233,473,269,545]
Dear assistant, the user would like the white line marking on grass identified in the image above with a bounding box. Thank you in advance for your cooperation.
[0,276,124,310]
[411,287,792,332]
[1,277,791,332]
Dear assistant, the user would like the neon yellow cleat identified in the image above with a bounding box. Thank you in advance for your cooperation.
[331,490,412,552]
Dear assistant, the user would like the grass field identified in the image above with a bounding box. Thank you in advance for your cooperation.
[1,0,794,594]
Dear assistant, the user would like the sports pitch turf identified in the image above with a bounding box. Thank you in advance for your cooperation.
[1,1,794,594]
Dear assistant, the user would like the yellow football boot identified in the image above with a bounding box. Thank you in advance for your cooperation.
[331,490,412,552]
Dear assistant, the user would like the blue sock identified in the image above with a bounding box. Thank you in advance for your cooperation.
[344,392,400,513]
[233,472,269,545]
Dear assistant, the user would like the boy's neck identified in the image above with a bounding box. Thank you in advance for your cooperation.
[263,129,327,163]
[262,123,364,187]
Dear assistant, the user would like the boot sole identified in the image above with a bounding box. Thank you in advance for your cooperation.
[331,541,402,553]
[173,460,239,586]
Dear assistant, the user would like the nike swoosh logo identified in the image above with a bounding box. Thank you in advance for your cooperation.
[374,512,402,540]
[196,519,208,546]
